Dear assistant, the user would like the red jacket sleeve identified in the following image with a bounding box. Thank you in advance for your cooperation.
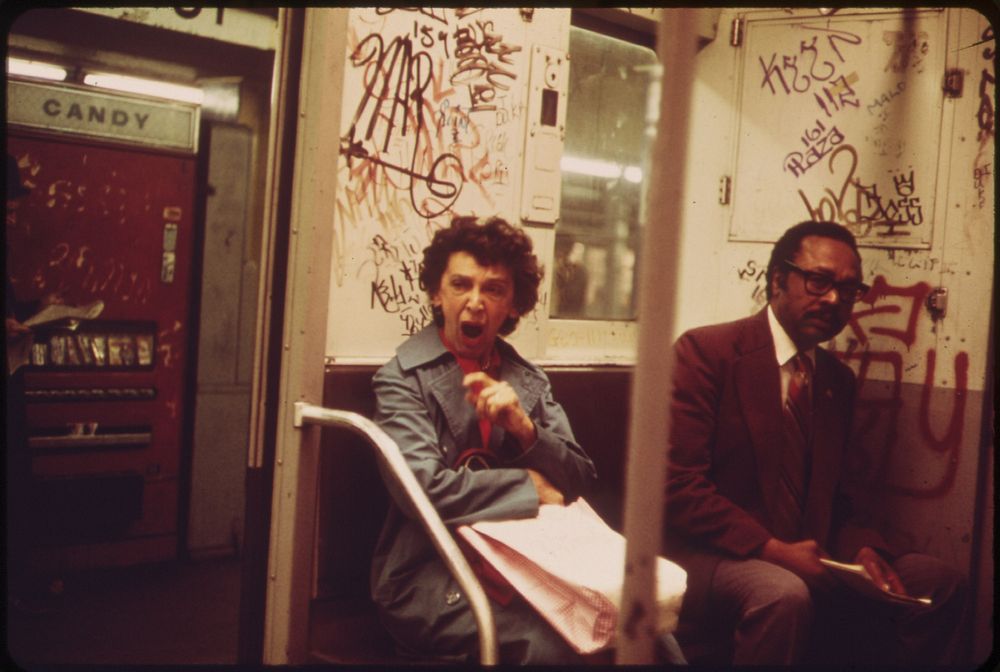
[664,329,773,557]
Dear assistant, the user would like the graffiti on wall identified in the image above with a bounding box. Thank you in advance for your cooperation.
[7,153,167,307]
[735,257,769,310]
[363,232,436,337]
[334,8,524,337]
[776,20,987,511]
[773,23,928,240]
[733,14,948,247]
[973,25,995,210]
[451,18,521,112]
[729,12,991,563]
[832,274,968,501]
[795,144,926,239]
[782,119,847,178]
[32,241,154,305]
[735,257,971,507]
[340,31,464,220]
[758,24,864,120]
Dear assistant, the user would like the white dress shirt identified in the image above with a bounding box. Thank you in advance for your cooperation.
[767,304,816,406]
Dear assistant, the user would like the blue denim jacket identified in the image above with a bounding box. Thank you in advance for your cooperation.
[370,324,596,654]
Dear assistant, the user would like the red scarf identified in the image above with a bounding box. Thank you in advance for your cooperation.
[440,330,501,461]
[439,330,515,605]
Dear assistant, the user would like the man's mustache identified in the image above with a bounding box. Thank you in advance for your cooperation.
[805,309,840,322]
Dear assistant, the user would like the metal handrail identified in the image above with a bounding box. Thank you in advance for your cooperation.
[293,402,498,665]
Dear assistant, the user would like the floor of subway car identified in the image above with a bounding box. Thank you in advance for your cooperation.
[7,555,240,666]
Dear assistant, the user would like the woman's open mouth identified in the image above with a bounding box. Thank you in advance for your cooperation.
[461,322,485,339]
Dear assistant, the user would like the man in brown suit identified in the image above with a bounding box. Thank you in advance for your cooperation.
[664,221,967,665]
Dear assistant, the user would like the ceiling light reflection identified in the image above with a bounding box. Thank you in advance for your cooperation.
[561,155,643,184]
[8,57,68,81]
[83,72,204,105]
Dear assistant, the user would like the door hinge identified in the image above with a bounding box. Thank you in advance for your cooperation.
[719,175,732,205]
[730,17,744,47]
[943,68,964,98]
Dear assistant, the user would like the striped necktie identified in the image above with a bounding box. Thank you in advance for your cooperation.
[773,353,814,539]
[785,353,814,445]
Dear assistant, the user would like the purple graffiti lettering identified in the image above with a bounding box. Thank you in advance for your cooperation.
[797,144,923,237]
[343,33,463,218]
[760,26,861,98]
[814,74,859,118]
[803,24,863,62]
[882,30,930,74]
[977,67,995,141]
[377,7,448,24]
[759,53,792,95]
[451,20,521,111]
[800,35,837,82]
[782,121,845,178]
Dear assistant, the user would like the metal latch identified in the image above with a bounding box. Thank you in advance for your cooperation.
[925,287,948,320]
[943,69,964,98]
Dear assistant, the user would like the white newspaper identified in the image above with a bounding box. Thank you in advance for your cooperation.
[22,300,105,328]
[457,498,686,654]
[7,300,105,374]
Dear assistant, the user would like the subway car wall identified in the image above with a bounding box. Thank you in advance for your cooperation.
[285,7,993,665]
[5,6,993,666]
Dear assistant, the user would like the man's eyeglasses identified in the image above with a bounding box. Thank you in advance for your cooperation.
[783,260,870,303]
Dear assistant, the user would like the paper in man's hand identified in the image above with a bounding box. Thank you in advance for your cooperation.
[820,558,932,606]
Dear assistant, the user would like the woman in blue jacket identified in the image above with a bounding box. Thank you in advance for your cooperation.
[370,216,597,663]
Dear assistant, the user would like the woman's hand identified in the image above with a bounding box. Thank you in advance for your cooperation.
[463,372,537,448]
[526,468,565,506]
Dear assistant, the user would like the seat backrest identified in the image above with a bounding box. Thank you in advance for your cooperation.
[314,365,635,599]
[309,365,636,665]
[316,367,387,600]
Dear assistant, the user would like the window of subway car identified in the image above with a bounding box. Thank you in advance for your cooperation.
[554,21,657,321]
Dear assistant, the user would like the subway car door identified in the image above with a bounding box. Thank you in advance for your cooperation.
[7,81,200,571]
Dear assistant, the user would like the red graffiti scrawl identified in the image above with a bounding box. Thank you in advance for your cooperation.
[836,275,968,499]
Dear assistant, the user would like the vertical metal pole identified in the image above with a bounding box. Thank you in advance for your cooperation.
[615,9,697,664]
[240,7,303,665]
[262,8,349,664]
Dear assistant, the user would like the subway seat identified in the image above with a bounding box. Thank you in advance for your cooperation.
[309,366,639,663]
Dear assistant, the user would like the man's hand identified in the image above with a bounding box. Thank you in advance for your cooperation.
[526,468,565,506]
[6,317,31,341]
[463,372,537,448]
[854,546,907,595]
[759,538,835,589]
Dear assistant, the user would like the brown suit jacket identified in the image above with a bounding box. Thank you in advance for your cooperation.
[663,308,889,621]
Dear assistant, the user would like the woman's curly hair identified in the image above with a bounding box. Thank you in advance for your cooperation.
[420,216,543,335]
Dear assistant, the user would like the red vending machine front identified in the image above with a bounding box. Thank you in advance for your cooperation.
[8,125,198,569]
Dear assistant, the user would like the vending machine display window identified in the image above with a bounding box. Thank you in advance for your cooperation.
[30,321,157,371]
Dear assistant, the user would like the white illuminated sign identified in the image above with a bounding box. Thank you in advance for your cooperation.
[7,79,200,153]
